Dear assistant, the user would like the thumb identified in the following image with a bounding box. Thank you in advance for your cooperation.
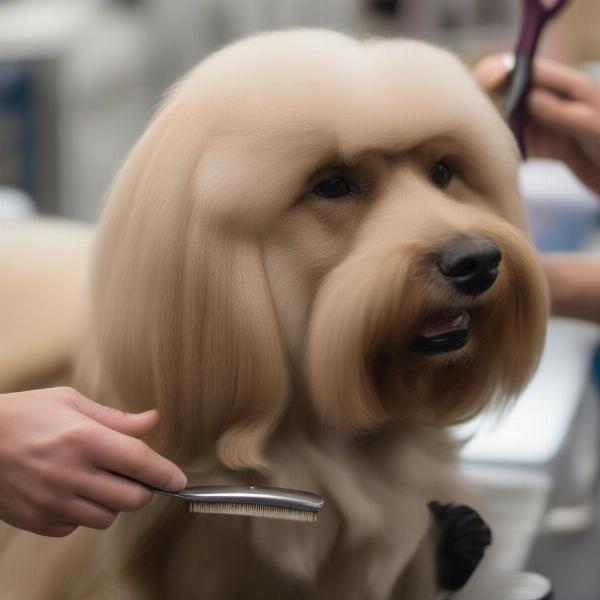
[66,390,160,437]
[473,54,512,93]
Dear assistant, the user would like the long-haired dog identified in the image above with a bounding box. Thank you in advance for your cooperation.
[0,30,548,599]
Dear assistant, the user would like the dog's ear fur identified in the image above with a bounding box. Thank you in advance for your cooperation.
[81,87,289,472]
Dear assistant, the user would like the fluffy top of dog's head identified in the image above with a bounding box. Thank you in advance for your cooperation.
[86,30,548,472]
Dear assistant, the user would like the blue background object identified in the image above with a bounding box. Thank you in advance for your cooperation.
[593,343,600,393]
[526,204,600,252]
[0,63,36,199]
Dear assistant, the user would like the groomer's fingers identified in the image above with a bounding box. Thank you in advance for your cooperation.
[88,430,187,492]
[42,523,79,538]
[532,58,600,105]
[75,470,153,513]
[0,503,79,537]
[525,119,574,160]
[61,497,118,530]
[473,54,510,92]
[528,88,600,137]
[474,55,600,106]
[63,387,160,438]
[527,112,600,194]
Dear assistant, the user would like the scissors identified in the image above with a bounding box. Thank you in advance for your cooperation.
[504,0,570,158]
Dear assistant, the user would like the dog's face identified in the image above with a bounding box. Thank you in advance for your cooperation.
[89,31,548,471]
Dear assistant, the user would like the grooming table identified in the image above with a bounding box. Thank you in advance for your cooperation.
[454,317,600,599]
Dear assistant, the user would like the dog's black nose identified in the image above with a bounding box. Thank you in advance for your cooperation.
[437,238,501,296]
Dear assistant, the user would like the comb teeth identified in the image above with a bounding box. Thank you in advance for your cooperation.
[189,502,318,522]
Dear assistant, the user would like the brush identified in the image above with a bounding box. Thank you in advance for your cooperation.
[150,484,325,522]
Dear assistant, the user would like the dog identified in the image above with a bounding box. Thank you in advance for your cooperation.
[0,30,548,599]
[0,218,92,393]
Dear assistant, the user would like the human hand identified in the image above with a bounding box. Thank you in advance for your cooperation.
[474,55,600,195]
[0,387,187,537]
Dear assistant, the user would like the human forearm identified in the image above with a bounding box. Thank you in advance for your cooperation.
[544,257,600,323]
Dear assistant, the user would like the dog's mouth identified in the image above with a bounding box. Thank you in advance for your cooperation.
[412,311,470,355]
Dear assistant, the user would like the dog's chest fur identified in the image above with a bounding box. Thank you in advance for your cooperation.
[141,427,460,600]
[0,429,461,600]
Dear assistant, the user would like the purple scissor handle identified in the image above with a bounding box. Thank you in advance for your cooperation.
[504,0,570,158]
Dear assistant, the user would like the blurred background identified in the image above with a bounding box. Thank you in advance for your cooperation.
[0,0,599,225]
[1,2,600,599]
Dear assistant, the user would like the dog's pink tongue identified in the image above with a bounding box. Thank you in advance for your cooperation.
[418,311,470,338]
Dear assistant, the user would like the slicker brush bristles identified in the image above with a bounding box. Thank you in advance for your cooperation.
[189,502,318,522]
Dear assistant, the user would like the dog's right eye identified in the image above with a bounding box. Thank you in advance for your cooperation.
[312,175,355,199]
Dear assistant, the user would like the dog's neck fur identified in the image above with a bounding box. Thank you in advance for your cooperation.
[72,344,464,598]
[106,419,456,600]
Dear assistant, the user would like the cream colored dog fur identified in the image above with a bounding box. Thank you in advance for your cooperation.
[0,30,548,599]
[0,218,92,393]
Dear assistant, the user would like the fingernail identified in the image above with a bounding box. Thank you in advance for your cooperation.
[133,409,160,422]
[501,52,515,72]
[137,409,158,417]
[165,471,187,491]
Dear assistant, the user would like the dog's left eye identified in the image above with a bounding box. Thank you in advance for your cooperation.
[430,161,453,190]
[312,175,356,199]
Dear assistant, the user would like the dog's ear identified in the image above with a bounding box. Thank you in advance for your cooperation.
[82,90,289,472]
